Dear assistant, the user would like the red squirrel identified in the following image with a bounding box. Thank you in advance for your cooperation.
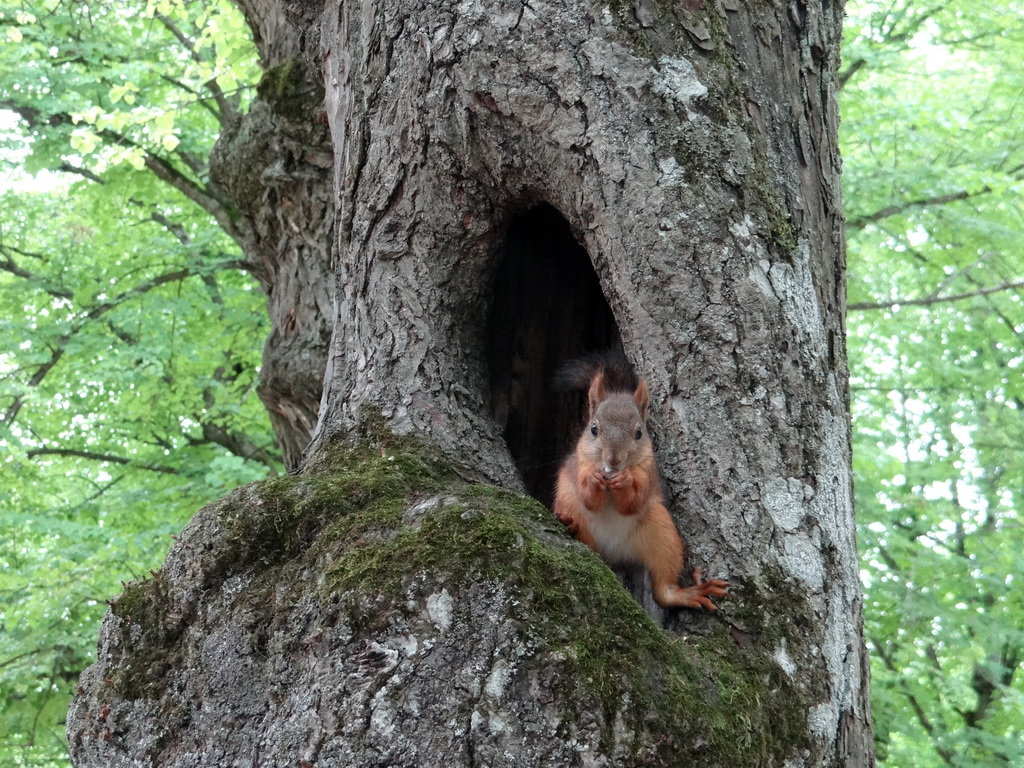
[552,355,728,610]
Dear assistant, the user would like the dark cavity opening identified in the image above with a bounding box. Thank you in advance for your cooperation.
[487,203,622,506]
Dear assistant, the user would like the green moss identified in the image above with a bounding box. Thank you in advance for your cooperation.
[108,577,159,624]
[102,429,809,763]
[592,0,645,59]
[316,486,566,599]
[256,59,302,101]
[602,0,732,62]
[215,431,456,574]
[748,155,799,256]
[106,573,185,699]
[305,476,809,765]
[255,58,324,120]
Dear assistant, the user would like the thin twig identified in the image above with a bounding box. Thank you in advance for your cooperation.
[849,280,1024,310]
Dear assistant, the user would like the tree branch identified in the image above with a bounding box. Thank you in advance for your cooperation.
[847,187,988,230]
[56,162,105,185]
[158,73,222,120]
[25,448,179,475]
[1,268,196,428]
[97,131,244,244]
[0,249,75,300]
[2,99,244,245]
[187,353,280,470]
[84,268,192,320]
[0,648,45,671]
[153,12,238,122]
[190,421,279,470]
[957,642,1020,762]
[970,273,1024,342]
[873,636,957,766]
[839,4,947,90]
[848,279,1024,311]
[104,320,139,345]
[837,58,867,91]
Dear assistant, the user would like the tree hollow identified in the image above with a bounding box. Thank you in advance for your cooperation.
[487,203,621,505]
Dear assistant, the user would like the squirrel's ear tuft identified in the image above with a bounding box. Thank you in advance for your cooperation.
[587,370,607,416]
[633,378,649,421]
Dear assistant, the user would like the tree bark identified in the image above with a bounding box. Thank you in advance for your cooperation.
[68,0,873,765]
[209,0,335,470]
[310,0,872,759]
[307,0,871,756]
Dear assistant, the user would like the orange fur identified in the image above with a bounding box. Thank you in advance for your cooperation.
[552,371,728,610]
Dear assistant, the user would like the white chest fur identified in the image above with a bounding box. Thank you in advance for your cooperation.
[586,500,641,565]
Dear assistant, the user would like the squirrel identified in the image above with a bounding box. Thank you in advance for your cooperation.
[552,353,728,610]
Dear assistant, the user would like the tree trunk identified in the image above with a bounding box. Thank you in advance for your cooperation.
[68,0,873,765]
[209,0,335,470]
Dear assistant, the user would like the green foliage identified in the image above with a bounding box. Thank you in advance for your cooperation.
[842,2,1024,764]
[1,0,1021,765]
[0,1,269,765]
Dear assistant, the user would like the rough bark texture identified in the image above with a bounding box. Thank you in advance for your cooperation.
[69,0,873,765]
[210,0,334,469]
[68,438,814,767]
[304,0,871,756]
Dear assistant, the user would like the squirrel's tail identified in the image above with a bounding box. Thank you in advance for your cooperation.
[554,349,638,393]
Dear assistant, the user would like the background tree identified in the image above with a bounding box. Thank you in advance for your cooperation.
[1,0,332,468]
[0,0,320,764]
[842,2,1024,765]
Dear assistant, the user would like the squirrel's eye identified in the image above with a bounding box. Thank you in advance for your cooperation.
[590,423,598,436]
[634,427,643,440]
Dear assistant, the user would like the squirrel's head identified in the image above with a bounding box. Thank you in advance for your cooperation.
[585,373,651,474]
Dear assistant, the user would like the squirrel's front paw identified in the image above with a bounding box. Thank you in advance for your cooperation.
[605,471,631,490]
